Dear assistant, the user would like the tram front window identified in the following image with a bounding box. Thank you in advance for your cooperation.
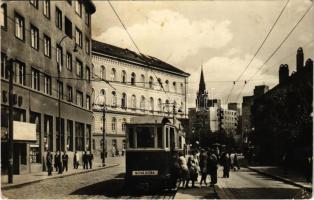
[128,128,135,148]
[157,127,163,148]
[136,127,154,148]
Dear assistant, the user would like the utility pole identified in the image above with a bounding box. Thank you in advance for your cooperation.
[102,106,106,166]
[8,58,14,184]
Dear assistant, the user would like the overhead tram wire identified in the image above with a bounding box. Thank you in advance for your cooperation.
[224,0,290,102]
[107,0,170,98]
[248,5,313,81]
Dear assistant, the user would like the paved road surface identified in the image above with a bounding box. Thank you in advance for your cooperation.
[217,167,310,199]
[2,161,176,199]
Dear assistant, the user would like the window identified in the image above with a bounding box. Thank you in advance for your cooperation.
[15,13,25,40]
[86,95,90,110]
[157,127,163,148]
[66,52,72,70]
[173,82,177,93]
[121,70,126,84]
[157,78,162,90]
[112,117,117,132]
[112,91,117,107]
[131,72,136,85]
[43,35,51,57]
[136,127,154,148]
[122,118,126,131]
[75,122,84,151]
[100,89,105,96]
[121,93,127,109]
[131,95,136,109]
[86,66,90,82]
[149,97,154,111]
[100,65,105,79]
[180,83,184,94]
[65,16,72,38]
[75,0,82,16]
[43,0,50,18]
[30,25,39,50]
[140,96,146,111]
[75,27,82,48]
[55,7,62,30]
[15,61,25,85]
[30,0,38,8]
[1,53,8,79]
[141,74,145,87]
[128,128,135,148]
[58,81,63,99]
[158,98,162,111]
[44,74,52,95]
[67,0,72,5]
[85,12,90,26]
[111,68,116,81]
[76,90,83,107]
[76,59,83,78]
[85,37,90,54]
[67,85,73,102]
[1,3,7,29]
[67,120,73,151]
[165,80,169,91]
[165,100,170,112]
[149,76,154,89]
[31,68,40,91]
[56,45,63,69]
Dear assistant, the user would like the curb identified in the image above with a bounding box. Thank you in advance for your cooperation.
[1,164,119,190]
[247,166,312,192]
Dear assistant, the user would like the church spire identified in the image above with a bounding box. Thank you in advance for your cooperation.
[196,65,208,110]
[198,65,206,95]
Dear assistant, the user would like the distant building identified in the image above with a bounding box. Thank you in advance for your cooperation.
[252,47,313,164]
[1,0,96,174]
[242,96,254,144]
[91,40,189,158]
[221,109,237,135]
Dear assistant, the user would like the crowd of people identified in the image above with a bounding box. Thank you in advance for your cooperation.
[170,148,241,189]
[46,151,94,176]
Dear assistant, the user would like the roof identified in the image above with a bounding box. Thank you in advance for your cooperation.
[92,40,190,77]
[128,116,171,125]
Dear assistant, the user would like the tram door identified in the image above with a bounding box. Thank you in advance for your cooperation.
[169,127,175,150]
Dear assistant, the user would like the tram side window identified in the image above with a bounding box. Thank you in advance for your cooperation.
[137,127,154,148]
[165,128,169,148]
[157,127,163,148]
[128,128,135,148]
[179,136,182,149]
[170,127,175,150]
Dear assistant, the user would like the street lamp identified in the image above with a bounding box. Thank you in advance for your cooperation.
[95,94,106,166]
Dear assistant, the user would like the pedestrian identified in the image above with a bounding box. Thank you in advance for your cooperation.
[122,148,125,156]
[57,151,63,174]
[46,151,53,176]
[111,146,116,157]
[207,149,218,186]
[187,153,198,188]
[88,151,94,169]
[222,153,231,178]
[82,151,88,169]
[62,151,69,172]
[199,149,208,186]
[169,151,181,189]
[233,153,240,171]
[178,152,190,188]
[73,151,78,169]
[54,152,59,172]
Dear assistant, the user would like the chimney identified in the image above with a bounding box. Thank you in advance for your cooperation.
[305,58,313,68]
[279,64,289,84]
[296,47,304,71]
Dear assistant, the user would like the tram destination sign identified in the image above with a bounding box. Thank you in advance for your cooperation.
[132,170,158,176]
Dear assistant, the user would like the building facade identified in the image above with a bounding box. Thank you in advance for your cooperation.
[252,47,313,164]
[1,0,96,174]
[91,40,189,158]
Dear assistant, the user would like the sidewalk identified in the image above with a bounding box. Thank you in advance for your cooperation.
[248,166,312,191]
[1,156,124,190]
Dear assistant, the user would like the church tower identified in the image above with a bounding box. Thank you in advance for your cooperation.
[196,66,208,110]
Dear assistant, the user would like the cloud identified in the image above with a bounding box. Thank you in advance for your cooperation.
[95,9,233,63]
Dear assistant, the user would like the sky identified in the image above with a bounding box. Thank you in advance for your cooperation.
[92,0,313,109]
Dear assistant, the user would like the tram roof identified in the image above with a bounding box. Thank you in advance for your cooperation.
[128,116,172,125]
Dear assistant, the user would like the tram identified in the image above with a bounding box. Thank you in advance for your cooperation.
[125,116,186,190]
